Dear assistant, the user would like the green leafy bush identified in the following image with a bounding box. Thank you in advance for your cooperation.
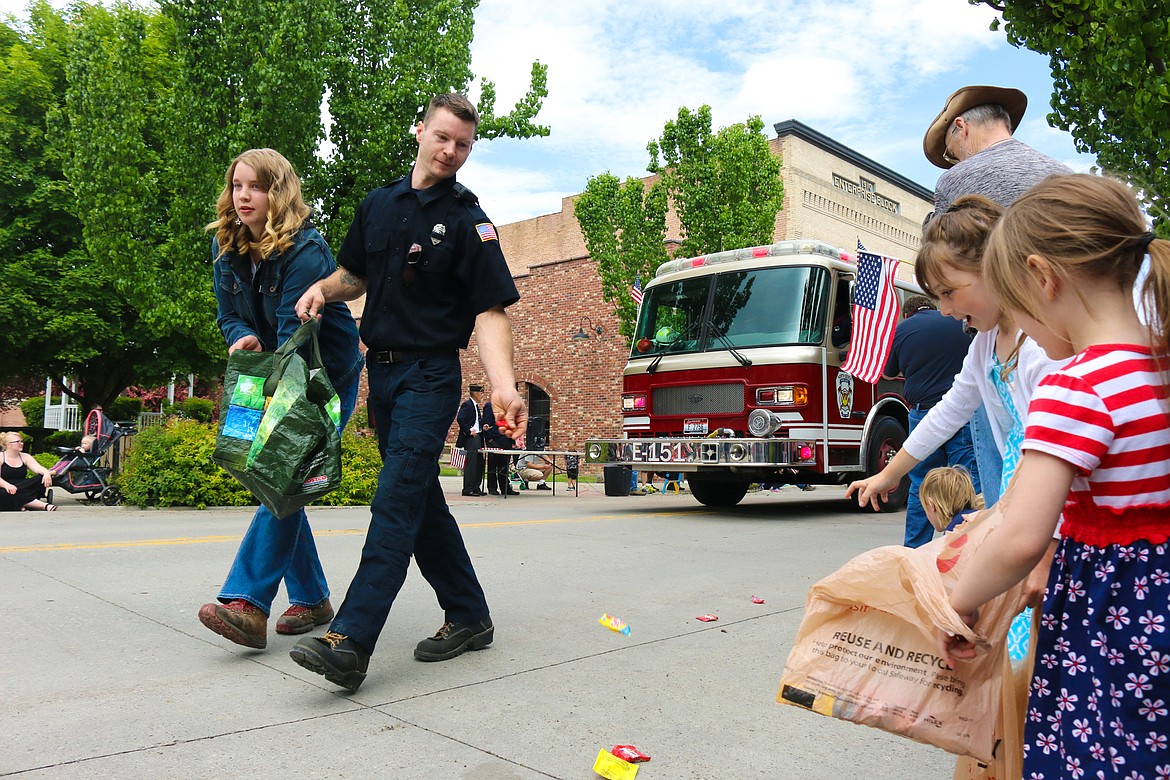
[107,396,143,423]
[34,452,59,470]
[163,397,215,423]
[315,429,382,506]
[119,418,253,509]
[45,430,82,449]
[120,418,385,509]
[19,396,45,427]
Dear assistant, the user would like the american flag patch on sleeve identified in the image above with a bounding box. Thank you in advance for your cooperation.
[475,222,498,242]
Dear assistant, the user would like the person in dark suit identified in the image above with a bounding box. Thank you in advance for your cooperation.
[455,385,485,496]
[482,400,517,495]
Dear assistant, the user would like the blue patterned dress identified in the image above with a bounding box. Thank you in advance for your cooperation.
[1020,346,1170,780]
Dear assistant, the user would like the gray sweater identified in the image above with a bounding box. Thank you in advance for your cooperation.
[931,138,1073,219]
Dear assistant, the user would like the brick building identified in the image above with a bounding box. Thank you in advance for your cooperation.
[350,120,935,460]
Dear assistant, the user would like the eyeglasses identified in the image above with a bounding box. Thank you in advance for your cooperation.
[942,122,962,165]
[5,439,23,446]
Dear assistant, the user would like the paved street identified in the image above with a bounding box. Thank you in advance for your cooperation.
[2,479,956,779]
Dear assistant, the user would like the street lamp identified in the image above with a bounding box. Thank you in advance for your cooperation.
[571,317,604,341]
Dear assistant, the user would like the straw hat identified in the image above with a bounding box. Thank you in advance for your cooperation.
[923,85,1027,169]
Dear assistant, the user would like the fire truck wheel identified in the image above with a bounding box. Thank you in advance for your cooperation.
[687,477,749,508]
[859,416,909,513]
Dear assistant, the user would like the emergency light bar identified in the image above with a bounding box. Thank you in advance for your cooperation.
[654,240,849,278]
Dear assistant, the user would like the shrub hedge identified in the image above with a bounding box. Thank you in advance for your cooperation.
[119,418,253,509]
[162,397,215,423]
[19,396,44,427]
[44,430,82,449]
[119,418,386,509]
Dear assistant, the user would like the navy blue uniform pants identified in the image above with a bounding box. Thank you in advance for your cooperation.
[331,353,490,653]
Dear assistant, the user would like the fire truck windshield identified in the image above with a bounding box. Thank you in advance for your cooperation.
[631,265,831,357]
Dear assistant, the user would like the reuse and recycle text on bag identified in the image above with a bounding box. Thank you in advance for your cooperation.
[213,319,342,518]
[777,505,1024,763]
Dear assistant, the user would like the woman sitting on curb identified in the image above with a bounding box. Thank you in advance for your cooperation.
[1,433,56,511]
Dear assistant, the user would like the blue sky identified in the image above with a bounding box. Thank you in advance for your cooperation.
[460,0,1096,225]
[2,0,1096,226]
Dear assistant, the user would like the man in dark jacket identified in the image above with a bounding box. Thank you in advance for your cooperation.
[455,385,485,496]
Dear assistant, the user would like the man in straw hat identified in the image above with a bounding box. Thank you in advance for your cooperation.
[924,85,1071,221]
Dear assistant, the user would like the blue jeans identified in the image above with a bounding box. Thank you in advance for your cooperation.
[970,403,1003,506]
[330,353,489,654]
[904,407,981,548]
[218,377,360,613]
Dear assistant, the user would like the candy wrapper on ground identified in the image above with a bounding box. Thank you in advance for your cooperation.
[599,613,631,636]
[751,596,765,604]
[696,614,718,622]
[612,745,651,763]
[593,749,637,779]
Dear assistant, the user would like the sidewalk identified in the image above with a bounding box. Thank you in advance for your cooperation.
[3,480,955,779]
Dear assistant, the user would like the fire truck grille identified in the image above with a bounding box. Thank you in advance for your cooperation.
[653,383,745,416]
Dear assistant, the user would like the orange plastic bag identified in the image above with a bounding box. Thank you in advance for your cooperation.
[951,607,1038,780]
[778,507,1024,763]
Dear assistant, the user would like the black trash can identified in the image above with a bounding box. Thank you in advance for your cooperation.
[603,465,632,497]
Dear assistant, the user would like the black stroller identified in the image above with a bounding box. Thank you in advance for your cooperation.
[47,409,135,505]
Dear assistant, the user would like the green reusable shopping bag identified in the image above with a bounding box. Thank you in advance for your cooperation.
[213,319,343,517]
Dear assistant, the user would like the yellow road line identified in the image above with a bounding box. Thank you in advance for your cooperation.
[0,513,655,553]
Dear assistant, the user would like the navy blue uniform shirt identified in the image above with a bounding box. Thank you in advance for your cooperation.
[883,309,972,407]
[336,172,519,351]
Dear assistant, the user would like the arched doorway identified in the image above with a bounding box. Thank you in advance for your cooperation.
[524,383,551,448]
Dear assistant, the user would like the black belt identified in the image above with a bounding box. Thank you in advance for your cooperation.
[369,349,453,364]
[913,398,941,412]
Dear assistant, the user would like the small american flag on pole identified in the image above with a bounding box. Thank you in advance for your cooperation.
[629,274,643,305]
[448,447,467,470]
[840,241,900,384]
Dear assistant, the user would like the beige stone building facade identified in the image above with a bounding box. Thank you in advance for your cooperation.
[353,121,936,466]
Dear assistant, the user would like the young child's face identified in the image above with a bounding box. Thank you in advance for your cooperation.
[927,264,1002,333]
[1012,306,1075,360]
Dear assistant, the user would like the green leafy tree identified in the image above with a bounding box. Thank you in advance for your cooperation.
[1,2,214,413]
[318,0,549,248]
[971,0,1169,232]
[575,174,670,339]
[161,0,340,302]
[649,106,785,258]
[577,106,784,336]
[3,0,549,414]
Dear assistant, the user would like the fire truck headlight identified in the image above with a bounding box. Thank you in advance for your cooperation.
[728,443,748,461]
[747,409,783,437]
[755,385,807,406]
[587,443,602,460]
[622,394,647,412]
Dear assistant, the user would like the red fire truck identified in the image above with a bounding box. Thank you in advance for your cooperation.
[585,239,922,509]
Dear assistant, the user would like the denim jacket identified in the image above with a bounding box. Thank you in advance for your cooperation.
[212,226,363,391]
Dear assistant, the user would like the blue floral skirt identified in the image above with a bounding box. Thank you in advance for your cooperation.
[1024,537,1170,779]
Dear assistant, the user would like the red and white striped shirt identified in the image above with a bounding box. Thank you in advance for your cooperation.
[1023,344,1170,546]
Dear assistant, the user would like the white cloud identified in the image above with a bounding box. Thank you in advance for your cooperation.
[467,0,1093,222]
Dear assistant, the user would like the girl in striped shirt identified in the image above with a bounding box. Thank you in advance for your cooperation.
[942,174,1170,780]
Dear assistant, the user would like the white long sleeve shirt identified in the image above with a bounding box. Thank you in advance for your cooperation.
[902,327,1064,461]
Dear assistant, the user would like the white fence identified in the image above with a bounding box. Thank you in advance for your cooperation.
[43,402,80,431]
[137,412,167,429]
